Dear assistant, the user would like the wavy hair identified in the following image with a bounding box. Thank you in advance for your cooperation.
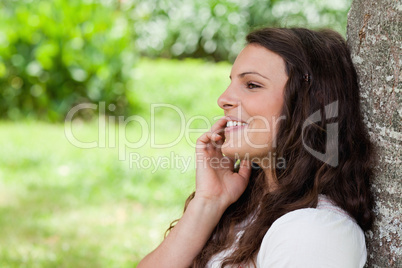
[167,28,376,267]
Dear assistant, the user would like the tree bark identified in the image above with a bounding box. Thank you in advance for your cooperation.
[347,0,401,267]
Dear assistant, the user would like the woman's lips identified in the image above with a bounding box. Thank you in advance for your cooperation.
[224,120,248,132]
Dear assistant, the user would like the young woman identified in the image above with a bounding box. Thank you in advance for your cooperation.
[138,27,375,268]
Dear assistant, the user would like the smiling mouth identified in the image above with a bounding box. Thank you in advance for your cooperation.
[225,120,248,131]
[226,120,247,127]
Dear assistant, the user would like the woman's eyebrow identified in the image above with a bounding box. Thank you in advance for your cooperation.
[229,71,270,81]
[239,71,270,80]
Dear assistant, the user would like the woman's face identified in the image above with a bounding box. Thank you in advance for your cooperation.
[218,44,288,161]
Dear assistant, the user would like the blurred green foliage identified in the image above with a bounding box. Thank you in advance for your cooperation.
[133,0,352,61]
[0,0,137,121]
[0,59,231,266]
[0,0,351,121]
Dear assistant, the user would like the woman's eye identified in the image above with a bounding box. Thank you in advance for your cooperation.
[246,82,261,89]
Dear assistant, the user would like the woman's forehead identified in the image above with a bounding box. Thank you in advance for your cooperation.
[231,44,287,79]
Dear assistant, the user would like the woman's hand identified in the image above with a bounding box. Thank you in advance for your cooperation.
[138,117,252,268]
[195,117,252,210]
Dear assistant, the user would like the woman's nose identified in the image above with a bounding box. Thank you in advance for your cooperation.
[217,85,239,110]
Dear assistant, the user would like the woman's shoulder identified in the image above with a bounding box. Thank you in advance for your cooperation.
[268,195,360,228]
[256,195,367,268]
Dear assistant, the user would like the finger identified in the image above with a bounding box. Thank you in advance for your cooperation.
[214,137,224,146]
[196,117,228,152]
[237,160,252,180]
[196,132,212,150]
[220,156,234,169]
[197,130,224,151]
[210,117,228,137]
[211,132,222,142]
[196,131,221,151]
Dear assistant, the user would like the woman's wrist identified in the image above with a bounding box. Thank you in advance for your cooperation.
[190,195,229,220]
[138,195,226,268]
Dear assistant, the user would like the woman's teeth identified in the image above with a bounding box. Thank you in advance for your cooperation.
[226,121,247,127]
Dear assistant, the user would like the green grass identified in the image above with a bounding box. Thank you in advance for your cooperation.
[0,58,231,267]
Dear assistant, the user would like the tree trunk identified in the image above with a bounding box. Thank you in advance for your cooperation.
[347,0,401,267]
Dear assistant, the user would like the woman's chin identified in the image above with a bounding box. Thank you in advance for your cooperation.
[222,143,272,162]
[221,146,248,160]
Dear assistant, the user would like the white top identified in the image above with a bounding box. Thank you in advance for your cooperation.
[207,195,367,268]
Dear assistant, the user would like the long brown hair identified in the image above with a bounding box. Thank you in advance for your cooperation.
[167,27,375,267]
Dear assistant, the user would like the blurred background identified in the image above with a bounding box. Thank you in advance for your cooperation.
[0,0,351,266]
